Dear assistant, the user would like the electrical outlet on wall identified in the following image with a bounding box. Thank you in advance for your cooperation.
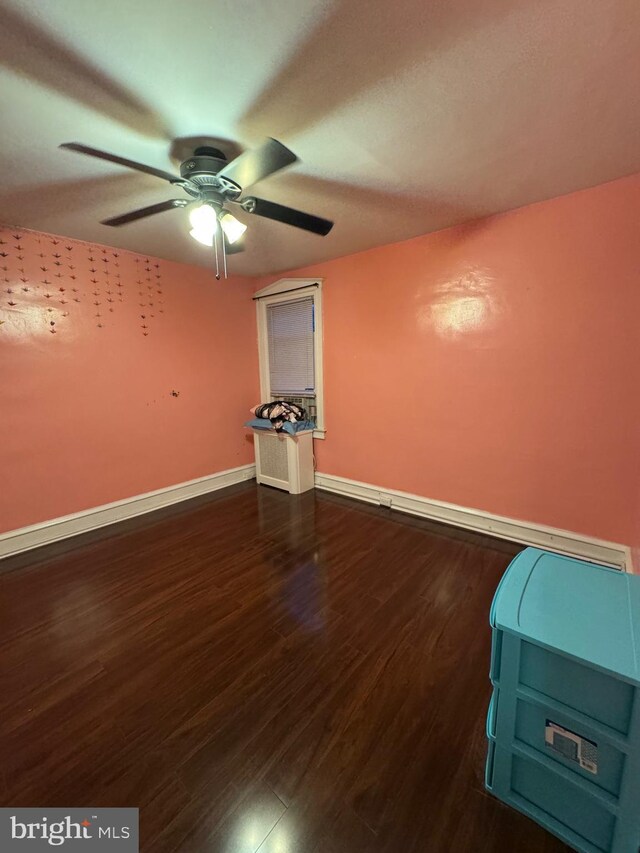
[379,493,392,509]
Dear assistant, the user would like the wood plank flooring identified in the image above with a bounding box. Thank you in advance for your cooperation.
[0,483,571,852]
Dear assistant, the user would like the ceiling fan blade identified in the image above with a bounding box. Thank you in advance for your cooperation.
[217,138,297,189]
[240,196,333,236]
[60,142,184,185]
[101,199,190,226]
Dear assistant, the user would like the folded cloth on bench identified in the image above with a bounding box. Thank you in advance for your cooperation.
[245,417,315,436]
[250,401,307,432]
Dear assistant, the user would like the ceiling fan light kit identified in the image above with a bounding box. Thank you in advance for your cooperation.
[219,211,247,245]
[59,138,334,279]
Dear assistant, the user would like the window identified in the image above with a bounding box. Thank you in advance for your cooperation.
[267,298,315,396]
[255,278,325,438]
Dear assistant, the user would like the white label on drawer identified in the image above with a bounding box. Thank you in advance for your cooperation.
[545,719,598,774]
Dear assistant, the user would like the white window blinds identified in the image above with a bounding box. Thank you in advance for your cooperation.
[267,297,315,395]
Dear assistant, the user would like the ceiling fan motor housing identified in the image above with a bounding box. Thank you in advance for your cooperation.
[179,147,240,196]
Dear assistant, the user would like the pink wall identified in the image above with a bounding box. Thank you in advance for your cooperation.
[258,172,640,549]
[3,174,638,558]
[0,226,257,534]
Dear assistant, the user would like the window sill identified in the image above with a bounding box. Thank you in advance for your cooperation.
[313,428,326,440]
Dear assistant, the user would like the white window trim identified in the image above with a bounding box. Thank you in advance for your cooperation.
[255,278,325,439]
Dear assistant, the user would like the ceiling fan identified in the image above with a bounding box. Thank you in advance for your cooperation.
[59,138,334,275]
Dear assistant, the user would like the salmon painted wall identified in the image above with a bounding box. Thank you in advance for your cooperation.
[258,172,640,549]
[0,226,257,534]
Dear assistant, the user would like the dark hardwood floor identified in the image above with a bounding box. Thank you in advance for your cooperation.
[0,484,571,852]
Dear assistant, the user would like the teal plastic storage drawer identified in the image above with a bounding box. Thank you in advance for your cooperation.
[485,549,640,853]
[513,697,626,797]
[487,742,617,853]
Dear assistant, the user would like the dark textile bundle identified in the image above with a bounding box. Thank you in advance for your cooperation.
[253,401,307,432]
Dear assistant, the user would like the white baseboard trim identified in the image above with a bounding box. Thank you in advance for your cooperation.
[0,464,256,561]
[314,472,630,571]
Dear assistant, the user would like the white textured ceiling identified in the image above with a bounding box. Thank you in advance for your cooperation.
[0,0,638,276]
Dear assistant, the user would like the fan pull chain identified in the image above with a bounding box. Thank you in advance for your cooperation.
[222,233,228,280]
[213,227,220,280]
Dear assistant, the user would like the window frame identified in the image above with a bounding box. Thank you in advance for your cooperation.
[255,278,325,439]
